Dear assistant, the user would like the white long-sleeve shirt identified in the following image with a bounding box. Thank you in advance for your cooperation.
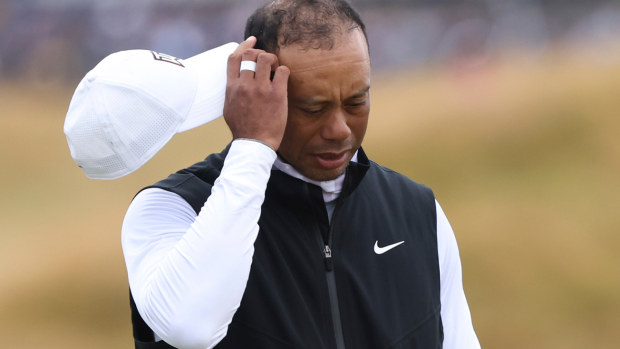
[122,139,480,349]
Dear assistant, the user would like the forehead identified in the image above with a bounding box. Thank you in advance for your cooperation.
[276,29,369,73]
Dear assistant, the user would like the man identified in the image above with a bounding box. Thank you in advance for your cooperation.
[122,0,481,348]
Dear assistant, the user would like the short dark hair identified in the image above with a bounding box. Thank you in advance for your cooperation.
[244,0,368,53]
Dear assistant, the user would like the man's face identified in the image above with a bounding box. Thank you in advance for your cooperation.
[276,29,371,181]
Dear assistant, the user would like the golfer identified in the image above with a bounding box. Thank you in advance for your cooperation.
[122,1,481,348]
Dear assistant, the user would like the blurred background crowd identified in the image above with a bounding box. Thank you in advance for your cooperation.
[2,0,620,84]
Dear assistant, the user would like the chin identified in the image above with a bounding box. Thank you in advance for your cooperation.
[304,166,348,182]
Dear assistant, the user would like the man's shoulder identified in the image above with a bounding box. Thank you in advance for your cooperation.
[367,159,433,194]
[141,144,232,213]
[361,160,437,228]
[158,144,231,184]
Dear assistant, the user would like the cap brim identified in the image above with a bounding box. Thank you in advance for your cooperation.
[178,42,239,132]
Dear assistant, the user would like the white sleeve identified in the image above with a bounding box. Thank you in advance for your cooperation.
[121,139,276,349]
[436,200,481,348]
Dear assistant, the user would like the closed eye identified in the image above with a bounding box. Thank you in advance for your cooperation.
[346,99,368,109]
[300,107,325,115]
[346,88,370,109]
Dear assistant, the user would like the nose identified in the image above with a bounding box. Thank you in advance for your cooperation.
[320,109,351,141]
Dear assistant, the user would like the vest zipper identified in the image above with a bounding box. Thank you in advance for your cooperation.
[317,184,350,349]
[323,243,346,349]
[305,180,347,349]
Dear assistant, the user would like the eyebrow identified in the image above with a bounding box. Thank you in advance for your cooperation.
[348,86,370,100]
[294,86,370,105]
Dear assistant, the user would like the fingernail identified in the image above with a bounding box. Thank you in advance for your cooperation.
[245,36,256,41]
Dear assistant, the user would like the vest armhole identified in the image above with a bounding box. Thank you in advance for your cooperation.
[144,173,214,215]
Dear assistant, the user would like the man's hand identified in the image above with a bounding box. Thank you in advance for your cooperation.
[224,36,290,151]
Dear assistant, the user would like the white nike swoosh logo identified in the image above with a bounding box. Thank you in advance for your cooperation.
[374,240,405,255]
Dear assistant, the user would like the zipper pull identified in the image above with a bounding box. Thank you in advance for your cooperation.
[324,245,334,271]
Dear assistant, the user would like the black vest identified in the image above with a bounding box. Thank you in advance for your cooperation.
[131,146,443,348]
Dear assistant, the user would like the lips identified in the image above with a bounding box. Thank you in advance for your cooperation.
[314,150,349,169]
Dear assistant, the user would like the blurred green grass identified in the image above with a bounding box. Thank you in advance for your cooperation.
[1,48,619,348]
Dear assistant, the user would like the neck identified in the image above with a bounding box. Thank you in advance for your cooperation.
[273,152,358,202]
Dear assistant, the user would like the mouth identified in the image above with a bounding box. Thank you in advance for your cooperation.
[314,150,350,170]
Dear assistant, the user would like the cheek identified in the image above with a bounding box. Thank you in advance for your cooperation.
[349,113,369,143]
[280,116,314,154]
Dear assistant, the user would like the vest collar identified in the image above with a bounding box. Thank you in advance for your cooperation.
[273,148,370,202]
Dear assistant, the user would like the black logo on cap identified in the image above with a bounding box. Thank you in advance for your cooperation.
[151,51,185,67]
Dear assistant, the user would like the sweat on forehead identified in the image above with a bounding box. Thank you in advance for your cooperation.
[244,0,368,53]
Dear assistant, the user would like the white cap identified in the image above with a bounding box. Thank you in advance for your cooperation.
[64,42,239,180]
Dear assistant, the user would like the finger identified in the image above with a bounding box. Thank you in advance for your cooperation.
[239,49,263,79]
[254,52,279,82]
[227,36,257,79]
[271,65,290,93]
